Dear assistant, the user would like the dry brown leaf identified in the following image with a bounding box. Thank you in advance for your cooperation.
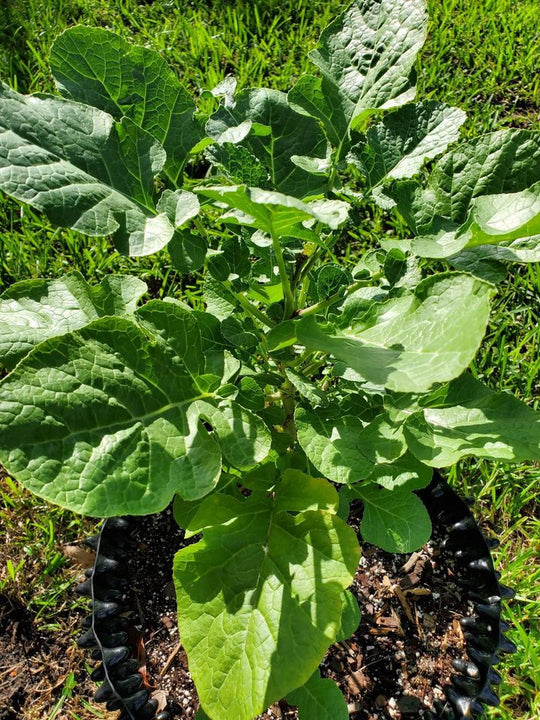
[62,544,95,568]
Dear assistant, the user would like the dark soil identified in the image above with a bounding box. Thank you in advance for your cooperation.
[120,502,472,720]
[0,591,103,720]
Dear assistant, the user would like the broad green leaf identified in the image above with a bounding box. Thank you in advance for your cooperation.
[335,589,361,642]
[452,182,540,260]
[404,374,540,466]
[368,452,432,491]
[237,376,266,411]
[221,317,259,351]
[277,469,340,513]
[203,276,237,321]
[297,273,493,392]
[50,27,204,183]
[285,368,328,408]
[0,85,191,256]
[349,101,466,186]
[0,273,146,370]
[168,230,208,273]
[310,0,427,131]
[205,142,271,187]
[206,88,327,197]
[448,249,508,284]
[296,407,405,485]
[173,477,360,720]
[390,130,540,256]
[288,74,349,151]
[287,673,348,720]
[411,183,540,261]
[0,316,229,515]
[313,263,352,302]
[197,185,348,238]
[157,189,200,229]
[188,400,271,471]
[349,483,432,552]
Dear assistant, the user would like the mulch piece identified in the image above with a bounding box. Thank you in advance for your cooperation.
[124,501,472,720]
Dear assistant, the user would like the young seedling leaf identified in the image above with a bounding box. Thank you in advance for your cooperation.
[0,85,177,256]
[404,373,540,465]
[297,274,493,392]
[206,88,327,197]
[50,26,204,183]
[286,672,349,720]
[0,273,146,370]
[173,479,359,720]
[348,101,466,187]
[349,482,432,553]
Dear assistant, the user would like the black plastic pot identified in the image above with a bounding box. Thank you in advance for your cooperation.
[77,475,515,720]
[416,475,516,719]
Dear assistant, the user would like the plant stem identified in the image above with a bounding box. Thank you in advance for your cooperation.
[298,276,381,317]
[272,230,295,319]
[231,288,275,328]
[281,378,297,441]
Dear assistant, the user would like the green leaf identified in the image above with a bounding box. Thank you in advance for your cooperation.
[288,74,349,151]
[0,85,185,256]
[313,264,352,302]
[448,249,508,284]
[404,374,540,466]
[206,88,327,197]
[197,185,348,238]
[454,182,540,259]
[310,0,427,131]
[221,317,259,351]
[296,407,405,485]
[156,189,200,229]
[50,27,203,182]
[285,369,328,408]
[368,452,432,491]
[188,400,271,470]
[390,129,540,256]
[287,672,348,720]
[205,142,271,187]
[236,376,266,411]
[168,230,208,273]
[0,272,146,370]
[203,276,237,321]
[173,476,360,720]
[297,273,493,392]
[349,483,432,552]
[0,302,262,516]
[349,101,466,186]
[0,316,228,515]
[335,589,361,643]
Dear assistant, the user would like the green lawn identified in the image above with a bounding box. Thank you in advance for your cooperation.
[0,1,538,718]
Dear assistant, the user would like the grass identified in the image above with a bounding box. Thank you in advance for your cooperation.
[0,1,538,718]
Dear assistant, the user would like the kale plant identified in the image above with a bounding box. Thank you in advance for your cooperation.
[0,1,539,718]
